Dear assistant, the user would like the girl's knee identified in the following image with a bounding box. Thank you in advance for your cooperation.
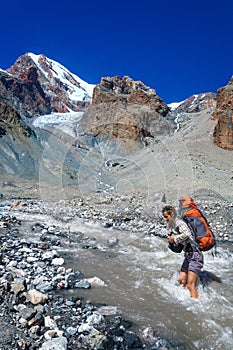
[179,270,188,287]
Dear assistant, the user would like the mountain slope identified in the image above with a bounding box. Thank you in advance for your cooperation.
[0,52,232,201]
[0,53,95,118]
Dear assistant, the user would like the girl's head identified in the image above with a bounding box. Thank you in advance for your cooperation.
[162,205,177,224]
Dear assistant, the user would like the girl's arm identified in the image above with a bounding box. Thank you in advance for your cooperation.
[173,219,192,245]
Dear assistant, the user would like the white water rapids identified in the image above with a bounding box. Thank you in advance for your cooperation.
[12,211,233,350]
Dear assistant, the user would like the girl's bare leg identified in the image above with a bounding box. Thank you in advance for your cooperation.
[186,271,199,298]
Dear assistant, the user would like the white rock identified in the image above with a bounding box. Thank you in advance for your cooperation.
[27,256,38,262]
[52,257,64,266]
[42,250,59,260]
[86,276,107,287]
[78,323,96,334]
[29,325,40,335]
[40,336,68,350]
[86,312,104,326]
[44,316,58,329]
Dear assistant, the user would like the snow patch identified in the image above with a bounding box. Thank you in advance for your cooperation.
[168,100,186,111]
[27,53,95,100]
[32,112,84,129]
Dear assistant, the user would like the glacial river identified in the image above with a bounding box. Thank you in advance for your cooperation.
[66,220,233,350]
[8,211,233,350]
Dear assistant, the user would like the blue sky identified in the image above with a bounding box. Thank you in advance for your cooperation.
[1,0,233,103]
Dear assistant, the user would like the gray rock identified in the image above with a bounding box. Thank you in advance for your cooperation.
[65,271,84,288]
[81,332,108,349]
[42,250,59,260]
[18,306,36,321]
[40,336,68,350]
[36,281,53,292]
[65,326,77,336]
[107,237,119,247]
[74,279,91,289]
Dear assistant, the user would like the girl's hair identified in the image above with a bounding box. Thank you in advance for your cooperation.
[162,205,177,217]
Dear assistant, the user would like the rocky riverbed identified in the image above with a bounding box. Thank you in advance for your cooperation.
[0,192,232,349]
[0,195,173,350]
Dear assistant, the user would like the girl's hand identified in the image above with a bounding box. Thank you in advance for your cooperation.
[168,235,174,244]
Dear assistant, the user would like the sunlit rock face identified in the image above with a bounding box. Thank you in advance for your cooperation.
[81,75,174,145]
[212,77,233,150]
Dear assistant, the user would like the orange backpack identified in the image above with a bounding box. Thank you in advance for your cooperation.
[179,196,216,252]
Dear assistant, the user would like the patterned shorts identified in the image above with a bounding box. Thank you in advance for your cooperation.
[181,251,204,275]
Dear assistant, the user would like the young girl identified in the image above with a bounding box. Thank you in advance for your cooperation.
[162,205,204,298]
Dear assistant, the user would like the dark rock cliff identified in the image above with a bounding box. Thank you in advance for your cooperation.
[212,77,233,150]
[0,100,34,137]
[0,69,51,118]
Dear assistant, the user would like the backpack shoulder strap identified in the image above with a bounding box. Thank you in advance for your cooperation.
[181,216,201,252]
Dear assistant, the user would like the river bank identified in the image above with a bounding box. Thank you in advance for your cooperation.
[0,197,174,350]
[0,193,232,349]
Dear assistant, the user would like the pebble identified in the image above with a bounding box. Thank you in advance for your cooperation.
[0,194,232,349]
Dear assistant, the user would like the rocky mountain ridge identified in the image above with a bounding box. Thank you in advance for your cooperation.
[0,53,220,121]
[212,76,233,150]
[0,53,94,119]
[0,52,230,145]
[171,92,216,113]
[0,53,232,201]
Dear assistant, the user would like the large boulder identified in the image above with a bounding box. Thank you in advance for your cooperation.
[80,76,174,146]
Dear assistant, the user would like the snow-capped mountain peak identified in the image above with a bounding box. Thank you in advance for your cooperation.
[27,52,95,101]
[6,52,96,114]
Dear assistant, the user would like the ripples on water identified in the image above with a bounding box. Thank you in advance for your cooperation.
[68,227,233,350]
[14,212,233,349]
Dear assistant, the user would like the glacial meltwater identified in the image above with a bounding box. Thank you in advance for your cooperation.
[11,208,233,350]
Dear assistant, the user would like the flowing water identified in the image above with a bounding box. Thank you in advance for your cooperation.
[10,211,233,350]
